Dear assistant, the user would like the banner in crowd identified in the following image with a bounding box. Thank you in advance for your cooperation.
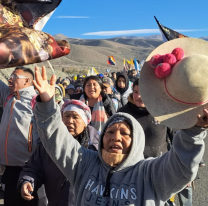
[154,16,188,42]
[134,58,140,71]
[126,59,131,69]
[0,0,62,30]
[123,58,128,72]
[87,67,99,76]
[107,56,116,65]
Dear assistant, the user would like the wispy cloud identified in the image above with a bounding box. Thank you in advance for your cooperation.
[176,29,208,32]
[83,29,159,36]
[55,16,90,19]
[83,29,208,36]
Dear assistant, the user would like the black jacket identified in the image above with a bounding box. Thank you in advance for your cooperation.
[118,100,173,158]
[18,125,99,206]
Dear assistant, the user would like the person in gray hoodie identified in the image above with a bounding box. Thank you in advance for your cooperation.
[32,67,207,206]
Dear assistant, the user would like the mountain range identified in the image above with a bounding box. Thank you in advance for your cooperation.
[50,34,164,74]
[51,34,208,75]
[1,34,208,84]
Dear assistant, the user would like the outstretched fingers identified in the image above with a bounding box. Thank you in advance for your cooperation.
[50,74,56,86]
[35,66,43,88]
[42,66,47,81]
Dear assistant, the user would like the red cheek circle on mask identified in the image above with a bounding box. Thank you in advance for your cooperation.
[149,54,163,69]
[155,63,172,79]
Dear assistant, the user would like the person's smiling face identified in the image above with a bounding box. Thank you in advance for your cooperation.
[8,69,32,93]
[84,79,101,99]
[103,122,132,154]
[133,85,145,108]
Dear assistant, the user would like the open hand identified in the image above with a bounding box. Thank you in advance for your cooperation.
[33,66,56,102]
[21,182,34,201]
[196,108,208,128]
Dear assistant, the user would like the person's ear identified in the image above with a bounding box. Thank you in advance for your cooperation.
[25,79,30,85]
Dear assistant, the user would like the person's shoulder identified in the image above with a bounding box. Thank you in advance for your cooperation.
[117,102,131,113]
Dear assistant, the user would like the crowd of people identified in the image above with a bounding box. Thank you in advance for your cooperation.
[0,37,207,206]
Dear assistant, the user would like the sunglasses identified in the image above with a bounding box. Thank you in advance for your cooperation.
[8,74,31,83]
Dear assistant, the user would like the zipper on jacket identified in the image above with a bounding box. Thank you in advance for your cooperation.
[5,100,16,165]
[103,169,114,197]
[28,122,33,153]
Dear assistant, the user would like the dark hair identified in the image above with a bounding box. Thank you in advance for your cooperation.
[83,76,105,98]
[133,78,139,89]
[15,66,34,80]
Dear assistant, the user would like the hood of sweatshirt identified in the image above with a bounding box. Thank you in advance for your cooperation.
[98,112,145,171]
[115,71,129,94]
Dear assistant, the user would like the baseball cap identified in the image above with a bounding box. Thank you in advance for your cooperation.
[98,73,104,78]
[102,77,111,87]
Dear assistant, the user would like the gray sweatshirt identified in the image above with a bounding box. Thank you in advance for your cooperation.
[0,81,39,167]
[35,97,206,206]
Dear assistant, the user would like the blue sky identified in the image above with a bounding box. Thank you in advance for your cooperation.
[43,0,208,39]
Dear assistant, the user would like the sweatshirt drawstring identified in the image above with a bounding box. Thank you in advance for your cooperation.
[103,169,114,197]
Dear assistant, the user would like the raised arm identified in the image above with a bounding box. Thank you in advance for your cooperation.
[33,67,97,185]
[145,110,208,202]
